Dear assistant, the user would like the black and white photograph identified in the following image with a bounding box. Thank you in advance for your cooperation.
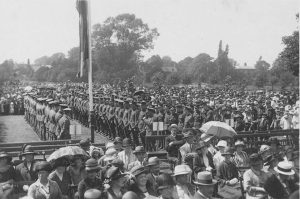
[0,0,299,198]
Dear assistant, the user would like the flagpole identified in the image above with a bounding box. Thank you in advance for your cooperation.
[87,0,94,143]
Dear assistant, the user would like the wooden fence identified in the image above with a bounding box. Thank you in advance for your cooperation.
[145,129,299,152]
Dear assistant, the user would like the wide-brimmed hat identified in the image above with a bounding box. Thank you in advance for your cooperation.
[195,141,206,151]
[193,171,217,186]
[21,145,37,156]
[79,138,90,148]
[156,173,175,190]
[0,152,12,162]
[122,138,132,147]
[105,166,127,180]
[216,140,227,148]
[221,147,234,156]
[35,161,52,172]
[173,164,192,176]
[274,161,295,176]
[168,124,178,131]
[235,140,245,147]
[133,146,145,154]
[147,156,159,166]
[104,148,117,161]
[259,145,271,154]
[110,159,124,169]
[85,158,101,171]
[130,165,147,177]
[53,158,69,169]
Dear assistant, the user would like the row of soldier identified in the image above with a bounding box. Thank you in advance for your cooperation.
[24,95,71,140]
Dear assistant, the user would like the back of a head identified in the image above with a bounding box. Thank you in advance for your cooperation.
[122,191,138,199]
[84,189,102,199]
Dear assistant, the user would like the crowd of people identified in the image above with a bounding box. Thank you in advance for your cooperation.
[0,82,24,116]
[0,82,299,199]
[0,133,298,199]
[19,82,299,147]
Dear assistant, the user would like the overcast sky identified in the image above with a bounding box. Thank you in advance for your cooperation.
[0,0,298,67]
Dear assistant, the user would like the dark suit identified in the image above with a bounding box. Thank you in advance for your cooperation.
[193,151,215,174]
[49,171,72,196]
[15,161,38,182]
[165,134,184,158]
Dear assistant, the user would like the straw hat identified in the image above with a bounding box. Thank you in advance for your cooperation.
[0,152,12,163]
[173,164,192,176]
[274,161,295,176]
[234,140,245,147]
[216,140,227,148]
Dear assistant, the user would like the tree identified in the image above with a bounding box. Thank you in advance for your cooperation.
[272,14,299,76]
[166,73,180,85]
[181,73,192,85]
[269,76,279,90]
[0,60,15,83]
[92,13,159,82]
[255,73,267,88]
[215,41,235,82]
[34,66,50,81]
[280,71,295,89]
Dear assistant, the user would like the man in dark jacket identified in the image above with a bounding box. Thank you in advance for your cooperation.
[165,124,184,158]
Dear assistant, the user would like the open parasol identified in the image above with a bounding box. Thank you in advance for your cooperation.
[133,90,145,96]
[200,121,237,138]
[24,86,33,92]
[47,146,89,162]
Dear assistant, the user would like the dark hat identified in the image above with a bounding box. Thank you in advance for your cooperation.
[35,161,52,172]
[221,147,234,156]
[53,158,68,169]
[193,171,217,186]
[59,104,68,109]
[22,145,37,156]
[249,153,263,164]
[156,173,175,190]
[79,138,91,147]
[147,106,155,112]
[122,138,132,147]
[114,137,123,144]
[182,128,195,138]
[105,166,127,180]
[0,152,12,162]
[85,158,101,171]
[110,159,124,169]
[130,165,147,177]
[133,146,145,154]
